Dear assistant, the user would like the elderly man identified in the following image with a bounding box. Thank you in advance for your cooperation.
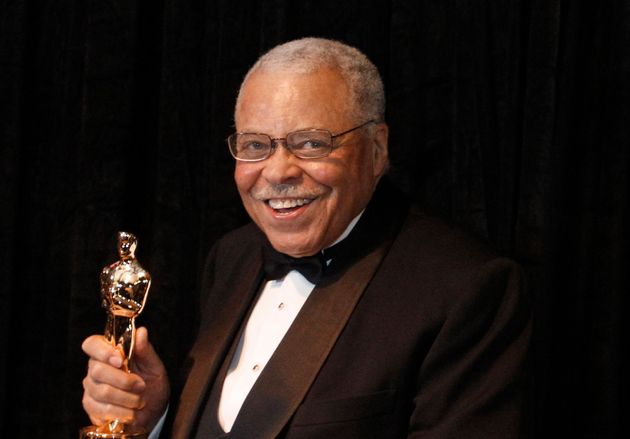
[81,38,531,438]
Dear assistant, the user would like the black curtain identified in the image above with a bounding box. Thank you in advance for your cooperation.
[1,1,628,437]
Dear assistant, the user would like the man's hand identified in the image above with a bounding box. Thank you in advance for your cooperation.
[81,327,170,433]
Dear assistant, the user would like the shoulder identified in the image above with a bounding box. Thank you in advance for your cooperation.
[210,222,264,261]
[370,178,502,268]
[394,206,500,266]
[381,206,525,312]
[199,222,263,287]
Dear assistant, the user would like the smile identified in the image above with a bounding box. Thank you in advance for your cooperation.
[266,198,314,210]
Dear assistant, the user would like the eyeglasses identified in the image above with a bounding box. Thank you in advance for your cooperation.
[227,120,375,162]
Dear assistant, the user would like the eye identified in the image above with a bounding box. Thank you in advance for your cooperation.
[299,139,324,150]
[240,140,267,152]
[286,130,331,157]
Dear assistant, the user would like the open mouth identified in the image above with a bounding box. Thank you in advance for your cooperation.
[266,198,313,213]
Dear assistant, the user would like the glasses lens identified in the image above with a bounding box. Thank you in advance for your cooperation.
[287,130,332,158]
[231,133,271,161]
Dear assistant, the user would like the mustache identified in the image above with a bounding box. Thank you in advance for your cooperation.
[251,184,323,200]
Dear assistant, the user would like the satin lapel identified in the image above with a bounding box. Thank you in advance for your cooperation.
[172,254,264,439]
[229,245,387,439]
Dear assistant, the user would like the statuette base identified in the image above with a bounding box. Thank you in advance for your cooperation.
[79,426,147,439]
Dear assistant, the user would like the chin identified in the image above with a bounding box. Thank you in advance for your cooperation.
[268,236,321,257]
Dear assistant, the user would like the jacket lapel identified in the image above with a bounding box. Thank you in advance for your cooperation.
[228,244,387,439]
[172,252,264,439]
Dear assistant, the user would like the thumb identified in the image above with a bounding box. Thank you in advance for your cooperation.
[132,327,165,378]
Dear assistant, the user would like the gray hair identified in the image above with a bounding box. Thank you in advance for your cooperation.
[235,37,385,124]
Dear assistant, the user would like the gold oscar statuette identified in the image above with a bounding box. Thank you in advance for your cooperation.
[80,231,151,439]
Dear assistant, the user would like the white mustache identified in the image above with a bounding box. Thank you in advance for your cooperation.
[251,184,322,201]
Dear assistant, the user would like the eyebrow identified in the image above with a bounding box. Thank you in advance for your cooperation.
[236,126,330,135]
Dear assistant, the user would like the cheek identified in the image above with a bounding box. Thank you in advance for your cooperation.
[303,160,347,191]
[311,153,375,209]
[234,163,260,194]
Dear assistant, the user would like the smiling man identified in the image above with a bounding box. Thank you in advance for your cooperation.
[81,38,531,438]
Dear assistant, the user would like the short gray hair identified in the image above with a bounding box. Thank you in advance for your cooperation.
[235,37,385,124]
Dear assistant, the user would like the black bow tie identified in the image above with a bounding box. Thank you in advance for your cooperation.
[262,244,327,284]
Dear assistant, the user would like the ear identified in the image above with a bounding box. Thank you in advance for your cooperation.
[371,122,389,178]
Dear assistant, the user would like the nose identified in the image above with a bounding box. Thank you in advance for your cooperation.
[260,141,303,184]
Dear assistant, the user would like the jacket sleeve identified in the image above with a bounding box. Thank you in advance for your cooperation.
[408,257,532,438]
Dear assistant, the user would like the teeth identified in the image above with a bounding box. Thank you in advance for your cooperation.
[268,198,312,209]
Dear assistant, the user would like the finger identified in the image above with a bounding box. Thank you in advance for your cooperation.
[82,391,137,426]
[88,359,146,394]
[82,335,124,368]
[134,327,150,354]
[83,373,145,410]
[131,327,165,377]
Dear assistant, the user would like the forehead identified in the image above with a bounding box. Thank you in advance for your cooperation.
[235,68,354,134]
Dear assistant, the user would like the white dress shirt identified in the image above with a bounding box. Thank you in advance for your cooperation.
[217,270,315,431]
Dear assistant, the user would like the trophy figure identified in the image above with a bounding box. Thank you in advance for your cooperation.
[80,231,151,439]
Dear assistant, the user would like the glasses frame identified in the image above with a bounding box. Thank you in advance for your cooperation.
[227,119,376,162]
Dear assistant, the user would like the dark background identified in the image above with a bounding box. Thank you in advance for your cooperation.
[1,0,628,437]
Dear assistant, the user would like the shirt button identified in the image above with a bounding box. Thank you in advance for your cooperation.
[278,302,285,310]
[252,364,260,371]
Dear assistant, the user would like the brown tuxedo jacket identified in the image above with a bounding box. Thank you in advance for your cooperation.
[167,183,531,438]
